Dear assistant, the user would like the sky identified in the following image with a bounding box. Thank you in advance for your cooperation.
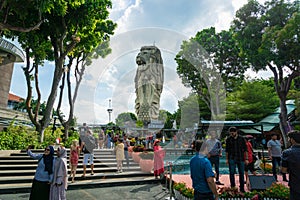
[9,0,271,125]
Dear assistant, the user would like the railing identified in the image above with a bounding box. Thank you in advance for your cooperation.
[0,38,25,62]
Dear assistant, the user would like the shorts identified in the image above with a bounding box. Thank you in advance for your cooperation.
[245,161,255,173]
[83,153,94,165]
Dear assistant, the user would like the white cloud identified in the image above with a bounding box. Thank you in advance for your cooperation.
[10,0,270,125]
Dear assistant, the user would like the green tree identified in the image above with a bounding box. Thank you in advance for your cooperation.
[56,41,114,139]
[227,79,279,122]
[3,1,116,142]
[175,28,247,120]
[177,94,200,129]
[158,109,174,129]
[115,112,137,127]
[0,0,50,34]
[14,98,47,115]
[232,0,300,147]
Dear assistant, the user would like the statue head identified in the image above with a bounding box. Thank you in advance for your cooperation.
[136,46,163,67]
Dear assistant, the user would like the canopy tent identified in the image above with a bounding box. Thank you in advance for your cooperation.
[198,120,263,135]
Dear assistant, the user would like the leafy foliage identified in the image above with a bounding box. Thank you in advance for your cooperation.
[0,122,39,150]
[0,123,80,150]
[232,0,300,147]
[139,151,154,160]
[177,94,200,129]
[227,79,279,122]
[3,0,117,142]
[115,112,137,127]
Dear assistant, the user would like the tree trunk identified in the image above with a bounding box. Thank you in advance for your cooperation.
[279,98,289,148]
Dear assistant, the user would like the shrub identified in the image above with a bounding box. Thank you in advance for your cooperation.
[139,151,154,160]
[133,145,145,152]
[263,183,289,199]
[219,187,245,198]
[0,123,39,150]
[0,123,79,150]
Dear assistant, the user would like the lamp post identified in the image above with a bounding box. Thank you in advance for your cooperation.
[107,99,113,123]
[52,115,57,135]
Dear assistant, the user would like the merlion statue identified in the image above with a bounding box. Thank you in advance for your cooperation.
[135,46,164,123]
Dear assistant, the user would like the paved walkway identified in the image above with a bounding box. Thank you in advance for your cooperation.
[170,173,289,192]
[0,183,170,200]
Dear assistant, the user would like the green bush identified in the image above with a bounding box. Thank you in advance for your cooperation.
[0,123,39,150]
[64,130,80,148]
[0,123,80,150]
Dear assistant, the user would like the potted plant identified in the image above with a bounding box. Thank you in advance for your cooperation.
[139,151,154,173]
[132,145,144,163]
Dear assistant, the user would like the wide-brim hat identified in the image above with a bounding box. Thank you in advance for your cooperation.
[153,139,160,146]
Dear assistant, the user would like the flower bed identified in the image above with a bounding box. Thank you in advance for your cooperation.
[172,182,289,200]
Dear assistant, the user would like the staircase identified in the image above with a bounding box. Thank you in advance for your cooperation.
[0,149,160,194]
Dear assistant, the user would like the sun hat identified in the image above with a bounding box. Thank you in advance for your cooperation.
[153,139,160,146]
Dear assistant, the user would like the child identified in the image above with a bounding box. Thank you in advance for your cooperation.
[115,138,125,173]
[70,140,80,182]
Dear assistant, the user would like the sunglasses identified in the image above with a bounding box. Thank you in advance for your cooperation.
[45,148,50,151]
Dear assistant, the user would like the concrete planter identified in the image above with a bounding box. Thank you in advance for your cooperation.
[139,159,153,173]
[132,152,141,163]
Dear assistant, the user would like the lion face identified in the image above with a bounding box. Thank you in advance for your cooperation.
[136,46,162,67]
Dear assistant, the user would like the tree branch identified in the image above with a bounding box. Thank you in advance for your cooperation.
[0,20,43,32]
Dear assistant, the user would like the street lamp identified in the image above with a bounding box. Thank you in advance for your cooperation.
[107,99,113,123]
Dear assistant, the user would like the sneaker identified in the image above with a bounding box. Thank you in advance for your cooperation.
[215,181,224,185]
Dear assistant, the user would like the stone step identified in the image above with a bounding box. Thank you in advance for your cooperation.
[0,165,142,176]
[0,173,161,194]
[0,170,153,184]
[0,162,139,170]
[0,158,136,164]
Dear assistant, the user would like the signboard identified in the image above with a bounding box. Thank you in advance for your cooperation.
[148,120,164,129]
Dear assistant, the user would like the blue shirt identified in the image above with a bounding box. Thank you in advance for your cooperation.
[27,150,54,182]
[190,152,215,193]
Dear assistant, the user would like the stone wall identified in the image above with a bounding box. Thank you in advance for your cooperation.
[0,62,14,108]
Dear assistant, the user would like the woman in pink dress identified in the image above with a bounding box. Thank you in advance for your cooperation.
[153,139,165,179]
[69,140,80,183]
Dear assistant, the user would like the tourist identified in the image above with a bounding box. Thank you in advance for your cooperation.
[203,130,224,185]
[98,129,105,149]
[153,139,165,179]
[281,130,300,200]
[50,146,68,200]
[267,133,288,181]
[190,140,219,200]
[244,136,257,189]
[80,128,96,177]
[115,138,125,173]
[106,132,112,149]
[225,127,248,193]
[69,140,80,183]
[173,134,178,148]
[123,134,130,168]
[27,145,55,200]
